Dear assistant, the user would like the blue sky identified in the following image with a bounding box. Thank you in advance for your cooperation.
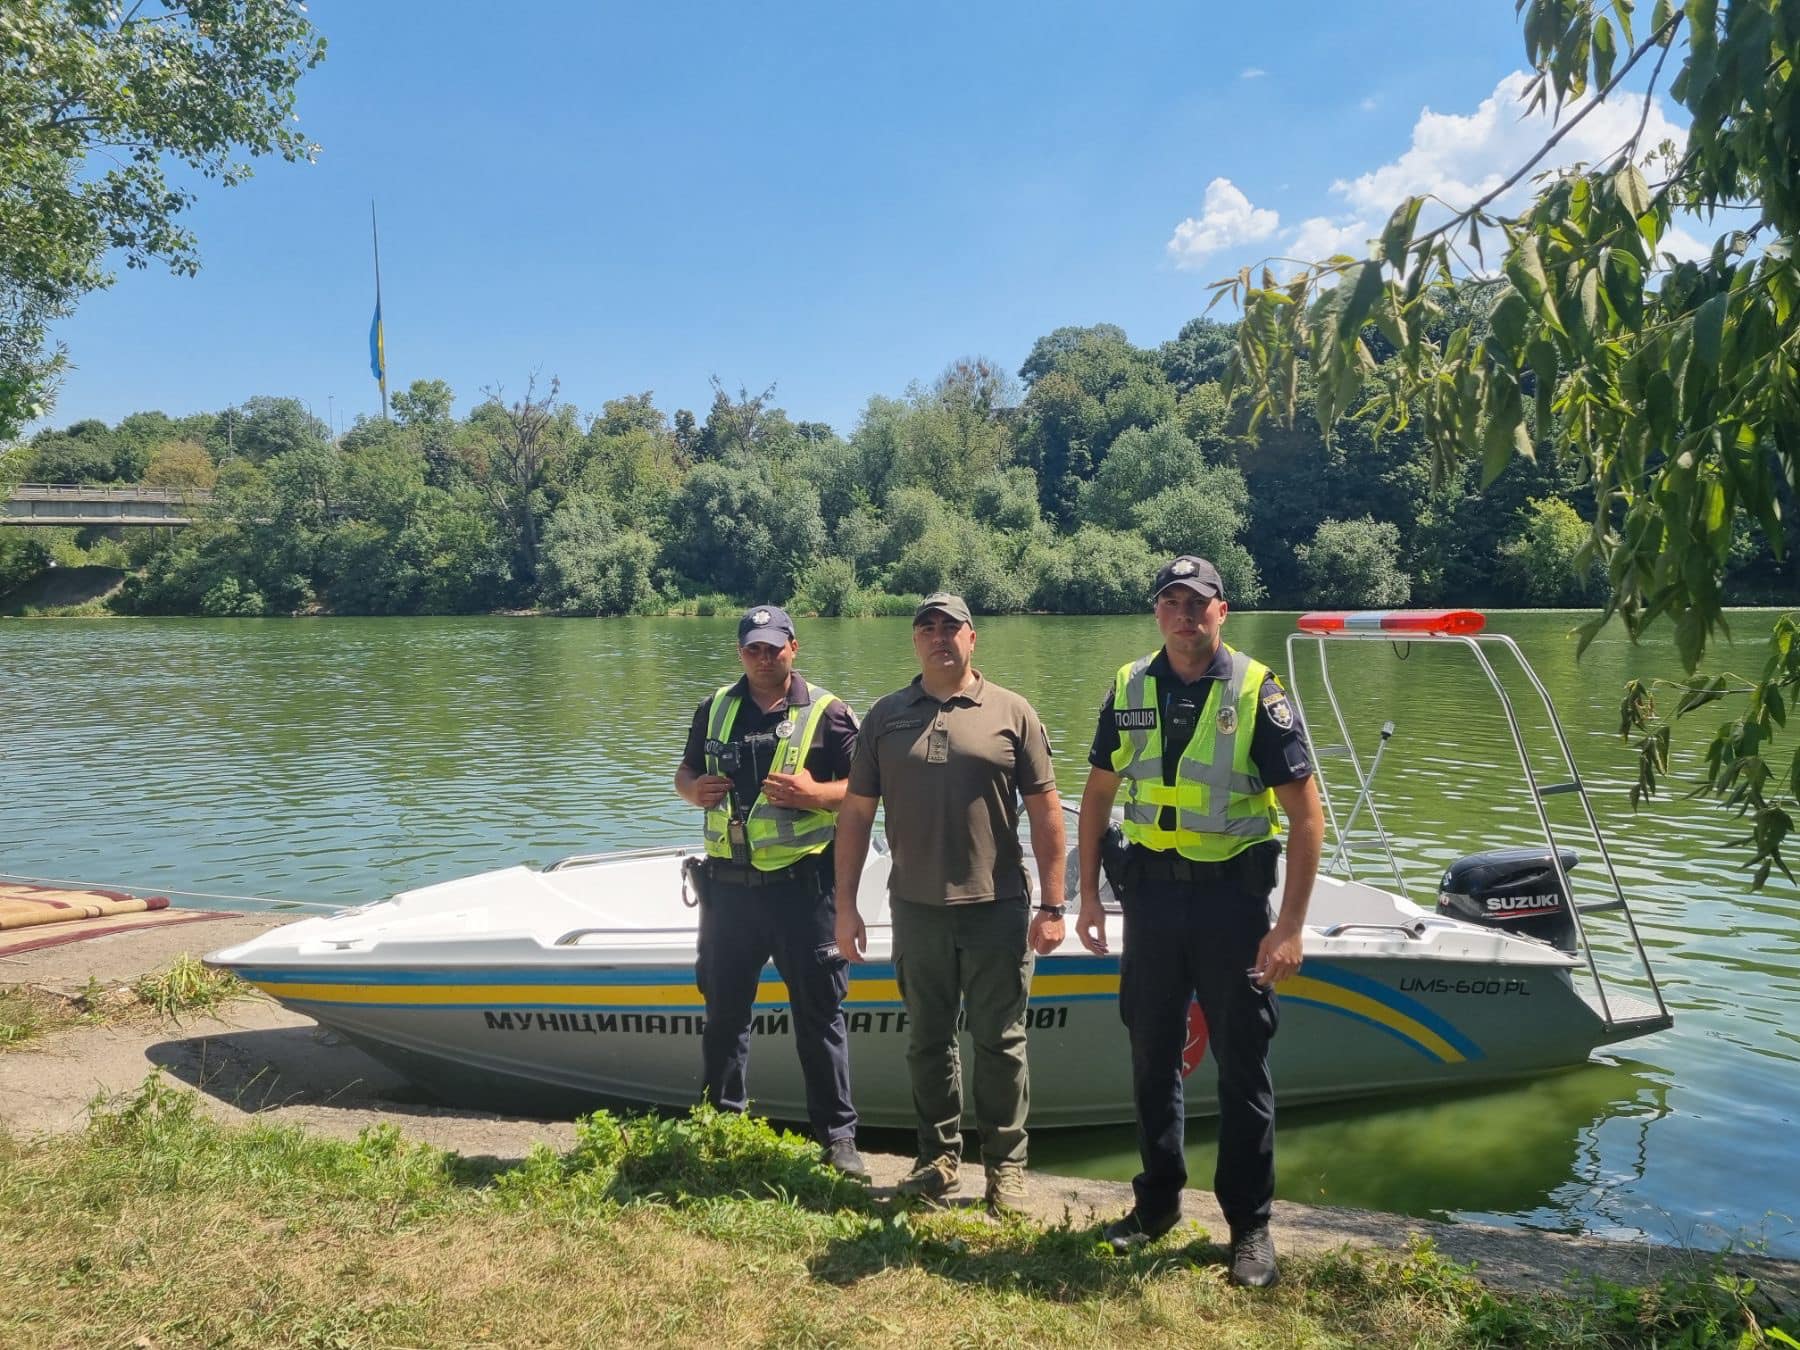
[37,1,1685,439]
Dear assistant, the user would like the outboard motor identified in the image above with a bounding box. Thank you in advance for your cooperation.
[1436,846,1579,951]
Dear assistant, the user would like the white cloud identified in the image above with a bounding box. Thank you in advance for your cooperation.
[1333,70,1687,221]
[1241,67,1267,80]
[1288,215,1375,264]
[1657,222,1711,262]
[1359,96,1379,112]
[1167,71,1701,279]
[1166,178,1280,269]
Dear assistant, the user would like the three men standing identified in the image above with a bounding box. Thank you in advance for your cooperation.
[833,592,1067,1216]
[674,605,867,1179]
[675,569,1320,1279]
[1075,556,1323,1287]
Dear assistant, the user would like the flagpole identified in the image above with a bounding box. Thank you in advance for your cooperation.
[371,200,389,420]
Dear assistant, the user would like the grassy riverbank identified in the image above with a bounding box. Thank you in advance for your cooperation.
[0,1082,1791,1349]
[0,955,243,1048]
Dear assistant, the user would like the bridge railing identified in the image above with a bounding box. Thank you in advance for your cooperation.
[12,483,215,504]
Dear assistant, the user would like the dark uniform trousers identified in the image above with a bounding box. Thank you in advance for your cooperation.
[1118,841,1280,1233]
[694,859,856,1144]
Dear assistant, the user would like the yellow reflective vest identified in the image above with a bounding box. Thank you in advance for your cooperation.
[1109,646,1281,861]
[702,681,840,870]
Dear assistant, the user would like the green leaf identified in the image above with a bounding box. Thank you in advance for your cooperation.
[1693,292,1728,369]
[1480,373,1524,486]
[1490,290,1530,354]
[1676,675,1728,714]
[1505,236,1558,329]
[1646,368,1676,429]
[1674,606,1706,674]
[1592,16,1617,88]
[1529,338,1558,430]
[1614,164,1651,220]
[1336,262,1387,345]
[1579,268,1601,336]
[1379,197,1422,267]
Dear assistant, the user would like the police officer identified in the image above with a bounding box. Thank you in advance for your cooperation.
[674,604,867,1179]
[1073,556,1323,1287]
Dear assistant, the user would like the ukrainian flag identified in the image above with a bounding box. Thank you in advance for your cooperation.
[369,299,385,382]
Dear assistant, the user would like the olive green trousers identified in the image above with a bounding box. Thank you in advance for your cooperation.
[889,895,1034,1169]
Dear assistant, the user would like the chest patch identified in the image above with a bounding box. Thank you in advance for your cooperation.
[1114,708,1157,730]
[883,717,925,734]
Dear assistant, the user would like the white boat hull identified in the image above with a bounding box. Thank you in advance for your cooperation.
[208,844,1668,1128]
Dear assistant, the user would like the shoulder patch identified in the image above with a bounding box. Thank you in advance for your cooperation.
[1261,686,1295,730]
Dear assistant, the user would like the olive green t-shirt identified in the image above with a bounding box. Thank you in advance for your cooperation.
[848,672,1057,905]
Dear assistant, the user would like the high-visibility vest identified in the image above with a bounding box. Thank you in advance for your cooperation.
[1109,646,1281,861]
[702,682,840,870]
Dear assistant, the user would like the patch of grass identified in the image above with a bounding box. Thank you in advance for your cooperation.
[0,987,55,1047]
[0,1079,1793,1348]
[661,592,740,617]
[1,956,251,1051]
[129,952,244,1018]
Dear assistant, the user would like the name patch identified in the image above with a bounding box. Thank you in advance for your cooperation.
[1114,708,1158,729]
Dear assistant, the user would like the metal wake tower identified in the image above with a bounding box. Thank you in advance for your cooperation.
[1286,609,1672,1040]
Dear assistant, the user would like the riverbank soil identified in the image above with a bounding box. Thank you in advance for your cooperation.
[1,915,1795,1309]
[0,563,126,615]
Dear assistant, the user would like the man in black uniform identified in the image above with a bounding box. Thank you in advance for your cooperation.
[674,605,867,1178]
[1074,556,1323,1287]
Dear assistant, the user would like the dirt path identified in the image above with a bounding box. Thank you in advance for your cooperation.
[3,915,1795,1300]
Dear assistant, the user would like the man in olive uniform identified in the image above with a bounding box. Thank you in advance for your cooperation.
[1074,557,1323,1287]
[675,605,867,1178]
[833,592,1066,1217]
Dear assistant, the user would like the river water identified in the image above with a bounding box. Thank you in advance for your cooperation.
[3,612,1795,1253]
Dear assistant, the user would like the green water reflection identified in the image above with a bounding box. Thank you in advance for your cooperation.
[1,612,1794,1252]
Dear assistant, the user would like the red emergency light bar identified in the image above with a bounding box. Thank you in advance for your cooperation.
[1296,609,1487,636]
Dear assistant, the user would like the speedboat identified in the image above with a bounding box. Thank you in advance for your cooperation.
[208,610,1672,1127]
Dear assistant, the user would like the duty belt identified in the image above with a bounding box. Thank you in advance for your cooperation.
[1128,842,1276,884]
[704,857,826,889]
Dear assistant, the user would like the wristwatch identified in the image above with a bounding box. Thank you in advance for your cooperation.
[1036,903,1066,918]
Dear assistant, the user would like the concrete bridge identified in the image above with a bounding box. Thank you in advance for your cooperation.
[1,483,211,527]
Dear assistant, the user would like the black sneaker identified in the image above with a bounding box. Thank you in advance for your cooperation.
[822,1138,870,1182]
[1101,1207,1180,1253]
[1229,1224,1278,1288]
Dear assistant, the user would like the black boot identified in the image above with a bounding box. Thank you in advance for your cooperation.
[1229,1224,1278,1288]
[1101,1207,1180,1254]
[822,1137,870,1182]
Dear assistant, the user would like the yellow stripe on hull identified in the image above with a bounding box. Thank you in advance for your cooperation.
[253,970,1122,1009]
[1280,974,1466,1063]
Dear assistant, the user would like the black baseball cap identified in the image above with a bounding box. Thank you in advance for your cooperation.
[1152,556,1224,601]
[912,591,973,625]
[738,605,796,647]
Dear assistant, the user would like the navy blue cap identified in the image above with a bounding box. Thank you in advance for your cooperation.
[1152,556,1224,600]
[738,605,796,647]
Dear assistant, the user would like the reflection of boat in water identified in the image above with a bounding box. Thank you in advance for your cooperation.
[208,610,1673,1127]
